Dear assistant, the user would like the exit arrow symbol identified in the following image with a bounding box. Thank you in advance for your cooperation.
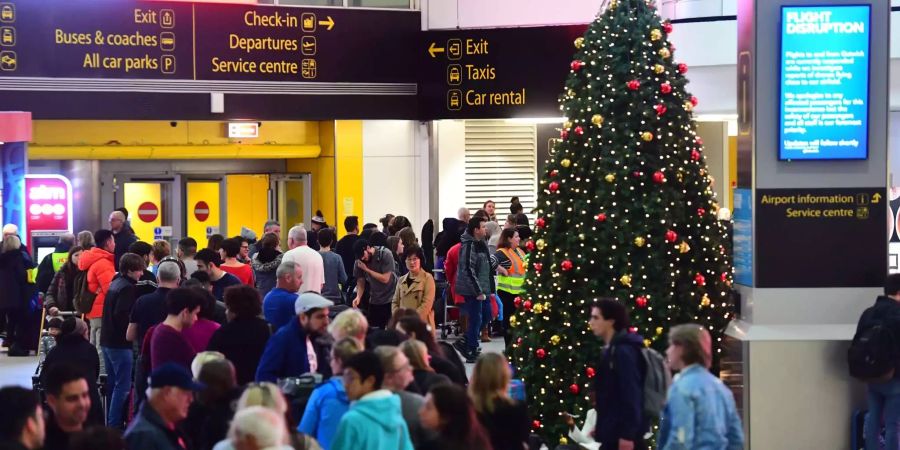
[873,192,882,203]
[318,16,335,31]
[428,42,445,58]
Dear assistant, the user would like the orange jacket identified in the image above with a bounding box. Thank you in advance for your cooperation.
[77,247,116,319]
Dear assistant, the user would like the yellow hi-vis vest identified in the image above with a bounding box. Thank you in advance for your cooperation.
[497,247,527,294]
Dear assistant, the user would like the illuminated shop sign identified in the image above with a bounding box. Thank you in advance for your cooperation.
[25,175,73,233]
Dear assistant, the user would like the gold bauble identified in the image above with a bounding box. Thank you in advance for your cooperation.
[650,29,662,41]
[676,172,684,182]
[591,114,605,126]
[574,37,585,49]
[619,274,632,287]
[712,203,720,213]
[634,236,646,247]
[701,294,711,307]
[550,335,561,345]
[563,120,573,130]
[684,101,694,112]
[509,315,517,327]
[561,158,571,168]
[641,131,654,142]
[544,302,551,310]
[605,173,616,183]
[578,233,586,241]
[560,437,569,446]
[567,89,576,97]
[534,303,544,314]
[659,48,671,59]
[656,327,664,336]
[536,239,546,251]
[644,339,653,348]
[654,64,665,74]
[678,241,691,254]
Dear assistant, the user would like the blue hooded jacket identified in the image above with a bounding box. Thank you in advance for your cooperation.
[298,377,349,450]
[331,390,414,450]
[255,317,331,382]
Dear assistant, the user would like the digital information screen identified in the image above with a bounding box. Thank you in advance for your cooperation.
[779,5,871,161]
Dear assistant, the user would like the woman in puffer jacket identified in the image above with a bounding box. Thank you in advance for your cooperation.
[252,233,283,298]
[44,246,84,316]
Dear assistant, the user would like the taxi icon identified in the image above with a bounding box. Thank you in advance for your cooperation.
[1,27,13,46]
[0,4,13,23]
[448,65,461,85]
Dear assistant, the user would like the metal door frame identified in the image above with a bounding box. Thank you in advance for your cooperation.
[111,173,181,240]
[269,173,313,230]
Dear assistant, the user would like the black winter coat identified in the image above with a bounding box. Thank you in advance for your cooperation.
[43,333,103,425]
[0,250,29,310]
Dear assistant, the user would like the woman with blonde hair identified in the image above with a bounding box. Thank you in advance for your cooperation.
[469,352,529,450]
[658,324,744,450]
[213,382,322,450]
[400,339,450,394]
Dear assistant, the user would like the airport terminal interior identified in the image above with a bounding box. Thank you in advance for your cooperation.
[0,0,898,449]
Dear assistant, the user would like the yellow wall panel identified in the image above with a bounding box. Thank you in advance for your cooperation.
[123,183,161,243]
[334,120,364,239]
[186,182,221,245]
[226,175,270,238]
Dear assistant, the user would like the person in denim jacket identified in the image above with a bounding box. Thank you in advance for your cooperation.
[659,324,744,450]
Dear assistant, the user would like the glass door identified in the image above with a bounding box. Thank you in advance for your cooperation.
[115,176,175,243]
[184,178,222,245]
[269,174,312,245]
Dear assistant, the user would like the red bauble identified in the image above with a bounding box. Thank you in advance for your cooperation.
[697,208,706,216]
[632,170,642,178]
[660,83,672,94]
[652,171,666,184]
[629,327,639,333]
[695,136,704,145]
[574,126,584,135]
[571,60,585,71]
[549,181,560,193]
[517,337,523,345]
[533,262,543,273]
[690,150,701,161]
[525,240,535,252]
[627,79,641,91]
[665,230,678,243]
[532,420,541,429]
[536,348,546,359]
[514,296,523,308]
[663,22,674,34]
[535,217,547,229]
[654,104,667,116]
[721,272,729,282]
[678,63,688,74]
[695,274,706,286]
[561,130,569,140]
[586,367,596,378]
[549,169,559,177]
[596,212,608,222]
[636,296,648,308]
[690,96,699,106]
[560,260,574,271]
[669,43,676,52]
[569,384,580,395]
[524,300,533,311]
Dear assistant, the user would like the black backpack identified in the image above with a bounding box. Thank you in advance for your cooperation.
[848,323,897,382]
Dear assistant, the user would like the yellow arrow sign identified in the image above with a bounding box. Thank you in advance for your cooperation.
[873,192,882,203]
[318,16,335,31]
[428,42,445,58]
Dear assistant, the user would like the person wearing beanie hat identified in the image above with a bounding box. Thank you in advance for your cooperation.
[256,292,334,383]
[125,363,203,450]
[307,210,327,251]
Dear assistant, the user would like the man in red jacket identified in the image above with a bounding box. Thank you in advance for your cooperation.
[442,242,468,347]
[77,229,116,374]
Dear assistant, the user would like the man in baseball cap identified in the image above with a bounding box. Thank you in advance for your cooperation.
[125,363,203,450]
[256,292,334,383]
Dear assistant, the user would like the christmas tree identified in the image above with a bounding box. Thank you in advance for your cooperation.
[508,0,735,444]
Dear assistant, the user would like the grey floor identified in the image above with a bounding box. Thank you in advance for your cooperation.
[0,350,40,388]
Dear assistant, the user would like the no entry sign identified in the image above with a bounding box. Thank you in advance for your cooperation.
[137,202,159,223]
[194,201,210,222]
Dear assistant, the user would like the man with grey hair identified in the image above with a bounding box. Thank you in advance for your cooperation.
[263,261,302,332]
[281,225,325,295]
[458,207,471,223]
[36,233,76,295]
[227,406,286,450]
[108,210,137,270]
[127,259,182,411]
[249,220,281,257]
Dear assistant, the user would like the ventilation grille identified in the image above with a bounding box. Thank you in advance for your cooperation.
[464,120,537,220]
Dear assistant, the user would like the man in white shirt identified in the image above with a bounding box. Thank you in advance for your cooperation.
[281,225,325,294]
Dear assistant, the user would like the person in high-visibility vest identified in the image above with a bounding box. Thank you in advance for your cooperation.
[494,228,527,348]
[36,233,76,296]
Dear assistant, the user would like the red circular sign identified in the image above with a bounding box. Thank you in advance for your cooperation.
[137,202,159,223]
[194,201,210,222]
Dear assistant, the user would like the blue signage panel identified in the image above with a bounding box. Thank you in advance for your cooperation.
[779,5,871,161]
[733,188,753,286]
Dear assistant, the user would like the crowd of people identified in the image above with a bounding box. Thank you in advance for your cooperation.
[0,198,745,450]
